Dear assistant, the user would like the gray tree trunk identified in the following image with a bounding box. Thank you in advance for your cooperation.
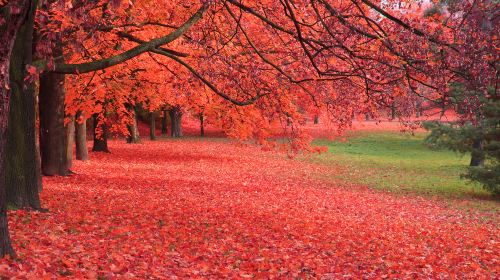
[75,111,88,161]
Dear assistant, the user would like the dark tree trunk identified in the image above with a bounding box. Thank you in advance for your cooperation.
[390,104,396,120]
[92,114,110,153]
[149,112,156,140]
[161,110,168,135]
[470,138,485,167]
[126,105,140,143]
[365,113,371,121]
[169,106,183,138]
[66,115,75,169]
[5,0,41,210]
[75,111,88,161]
[0,0,34,258]
[314,115,319,124]
[199,113,205,137]
[39,39,70,176]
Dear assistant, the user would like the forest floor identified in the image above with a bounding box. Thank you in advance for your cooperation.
[2,133,499,278]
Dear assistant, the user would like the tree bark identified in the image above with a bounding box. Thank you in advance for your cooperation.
[66,115,75,169]
[416,99,423,118]
[0,0,34,258]
[199,113,205,137]
[314,115,319,124]
[169,106,183,138]
[126,105,140,143]
[161,110,168,135]
[5,0,41,210]
[39,38,70,176]
[149,112,156,140]
[470,138,485,167]
[75,111,88,160]
[390,104,396,120]
[92,113,110,153]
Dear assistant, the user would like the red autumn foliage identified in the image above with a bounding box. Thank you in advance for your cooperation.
[1,140,498,278]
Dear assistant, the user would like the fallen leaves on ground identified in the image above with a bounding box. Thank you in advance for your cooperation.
[2,140,499,279]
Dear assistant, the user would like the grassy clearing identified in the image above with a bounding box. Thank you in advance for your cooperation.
[309,131,499,211]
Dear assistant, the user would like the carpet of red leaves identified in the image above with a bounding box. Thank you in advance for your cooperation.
[2,139,499,279]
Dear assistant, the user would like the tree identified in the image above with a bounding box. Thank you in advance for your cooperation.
[126,104,141,144]
[149,112,157,140]
[467,99,499,195]
[0,0,497,258]
[0,0,34,258]
[424,89,499,195]
[39,67,71,175]
[422,0,498,195]
[169,106,183,138]
[199,113,205,137]
[75,111,89,161]
[4,0,41,210]
[92,113,110,153]
[161,110,168,136]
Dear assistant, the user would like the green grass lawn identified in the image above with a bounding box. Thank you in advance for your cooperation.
[310,131,499,211]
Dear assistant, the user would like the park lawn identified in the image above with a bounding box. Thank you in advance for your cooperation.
[310,131,499,211]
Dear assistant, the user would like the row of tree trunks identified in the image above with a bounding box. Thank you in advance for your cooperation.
[133,107,194,141]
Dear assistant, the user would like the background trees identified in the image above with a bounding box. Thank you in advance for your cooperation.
[0,0,497,257]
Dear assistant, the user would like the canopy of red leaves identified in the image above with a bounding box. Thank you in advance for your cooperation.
[2,140,498,278]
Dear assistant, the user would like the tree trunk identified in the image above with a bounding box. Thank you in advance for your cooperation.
[169,106,183,138]
[126,106,140,143]
[161,110,168,135]
[35,128,42,192]
[75,111,88,161]
[149,112,156,140]
[0,0,34,258]
[314,115,319,124]
[199,113,205,137]
[390,104,396,120]
[416,100,423,118]
[470,138,485,167]
[39,39,70,176]
[66,115,75,169]
[92,114,110,153]
[5,0,41,210]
